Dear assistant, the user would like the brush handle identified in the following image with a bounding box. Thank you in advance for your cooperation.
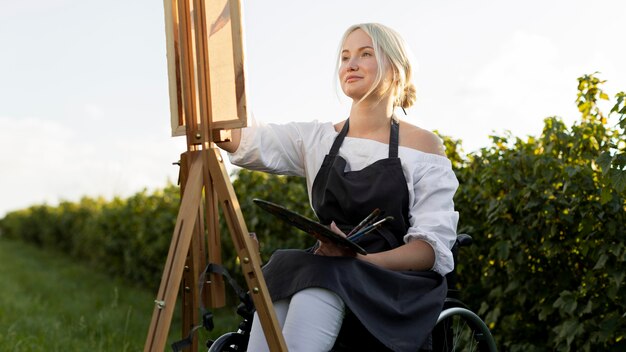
[348,216,394,242]
[347,208,380,236]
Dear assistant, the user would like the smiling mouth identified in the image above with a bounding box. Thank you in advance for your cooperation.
[345,76,362,83]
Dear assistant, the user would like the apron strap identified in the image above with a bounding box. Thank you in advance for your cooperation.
[376,226,401,249]
[329,119,350,156]
[331,118,400,158]
[389,119,399,158]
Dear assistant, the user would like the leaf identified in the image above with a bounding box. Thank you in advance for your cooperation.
[610,92,625,114]
[582,299,593,314]
[609,169,626,192]
[553,290,578,316]
[611,270,625,289]
[538,301,556,321]
[593,253,608,270]
[600,187,613,205]
[598,312,620,337]
[596,152,613,173]
[478,301,490,316]
[496,240,511,260]
[553,319,584,347]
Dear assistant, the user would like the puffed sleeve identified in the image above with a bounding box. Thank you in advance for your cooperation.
[404,158,459,275]
[228,120,327,177]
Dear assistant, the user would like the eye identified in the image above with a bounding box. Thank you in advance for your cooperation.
[362,51,373,57]
[341,56,349,62]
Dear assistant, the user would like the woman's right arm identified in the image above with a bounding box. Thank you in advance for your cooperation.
[216,121,323,176]
[215,128,241,153]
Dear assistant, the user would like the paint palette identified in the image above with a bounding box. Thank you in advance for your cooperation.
[252,199,368,255]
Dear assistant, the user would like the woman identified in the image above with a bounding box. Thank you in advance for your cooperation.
[218,23,459,352]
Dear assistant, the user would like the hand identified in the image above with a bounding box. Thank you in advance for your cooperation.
[249,232,260,253]
[313,222,356,257]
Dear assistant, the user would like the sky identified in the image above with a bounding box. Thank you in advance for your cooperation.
[0,0,625,217]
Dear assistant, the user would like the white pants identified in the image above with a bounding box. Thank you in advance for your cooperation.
[247,287,345,352]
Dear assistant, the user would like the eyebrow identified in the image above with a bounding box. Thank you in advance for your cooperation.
[341,46,375,54]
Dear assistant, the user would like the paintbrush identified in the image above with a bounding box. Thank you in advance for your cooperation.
[346,208,381,237]
[348,216,394,242]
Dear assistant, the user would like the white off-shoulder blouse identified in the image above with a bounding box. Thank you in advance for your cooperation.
[228,120,459,275]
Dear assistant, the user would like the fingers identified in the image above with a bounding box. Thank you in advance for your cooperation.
[249,232,260,252]
[313,221,354,257]
[314,240,332,256]
[314,241,354,257]
[329,221,347,237]
[249,232,258,243]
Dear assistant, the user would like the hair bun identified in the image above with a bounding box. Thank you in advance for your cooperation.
[400,83,417,109]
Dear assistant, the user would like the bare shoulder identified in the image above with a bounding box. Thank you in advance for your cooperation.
[334,120,346,133]
[399,120,446,156]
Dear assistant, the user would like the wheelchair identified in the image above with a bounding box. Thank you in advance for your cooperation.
[200,234,497,352]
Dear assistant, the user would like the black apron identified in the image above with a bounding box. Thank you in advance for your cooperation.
[261,119,447,351]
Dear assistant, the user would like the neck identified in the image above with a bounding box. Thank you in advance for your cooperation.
[348,94,395,134]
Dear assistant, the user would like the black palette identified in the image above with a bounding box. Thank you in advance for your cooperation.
[252,199,368,255]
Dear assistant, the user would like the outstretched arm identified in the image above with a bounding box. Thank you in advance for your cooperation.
[215,129,241,153]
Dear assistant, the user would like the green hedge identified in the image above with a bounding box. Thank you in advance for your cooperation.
[0,176,314,293]
[450,74,625,351]
[0,188,180,292]
[1,74,624,350]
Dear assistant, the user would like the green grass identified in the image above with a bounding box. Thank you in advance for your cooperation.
[0,238,240,351]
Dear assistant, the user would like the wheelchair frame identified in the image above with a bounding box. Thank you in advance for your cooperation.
[203,234,497,352]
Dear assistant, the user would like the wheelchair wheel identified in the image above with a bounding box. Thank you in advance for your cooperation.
[207,332,248,352]
[431,307,497,352]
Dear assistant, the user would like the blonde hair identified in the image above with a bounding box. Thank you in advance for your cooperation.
[337,23,417,109]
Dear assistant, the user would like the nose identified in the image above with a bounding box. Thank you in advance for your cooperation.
[346,58,358,72]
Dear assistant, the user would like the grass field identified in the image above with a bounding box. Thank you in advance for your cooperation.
[0,238,240,351]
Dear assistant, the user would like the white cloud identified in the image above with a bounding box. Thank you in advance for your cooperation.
[83,104,106,122]
[470,32,571,124]
[0,116,184,217]
[438,31,586,151]
[0,116,73,214]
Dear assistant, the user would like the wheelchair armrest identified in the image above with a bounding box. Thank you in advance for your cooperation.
[456,233,473,247]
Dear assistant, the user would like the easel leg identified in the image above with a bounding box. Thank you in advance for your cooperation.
[207,148,287,351]
[145,149,286,351]
[181,206,204,352]
[204,163,225,307]
[144,152,205,352]
[181,153,211,351]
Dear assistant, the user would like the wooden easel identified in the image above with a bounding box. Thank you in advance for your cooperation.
[144,0,287,351]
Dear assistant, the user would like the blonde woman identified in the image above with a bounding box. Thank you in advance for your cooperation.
[219,23,459,351]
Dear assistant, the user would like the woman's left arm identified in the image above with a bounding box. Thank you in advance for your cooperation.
[356,240,435,271]
[318,223,435,271]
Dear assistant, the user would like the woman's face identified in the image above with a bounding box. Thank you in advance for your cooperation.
[339,29,387,101]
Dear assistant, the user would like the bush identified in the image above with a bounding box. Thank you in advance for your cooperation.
[451,74,625,351]
[0,186,180,292]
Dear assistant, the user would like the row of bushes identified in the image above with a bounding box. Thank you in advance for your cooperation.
[1,74,624,350]
[450,74,625,351]
[0,188,180,291]
[0,174,315,294]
